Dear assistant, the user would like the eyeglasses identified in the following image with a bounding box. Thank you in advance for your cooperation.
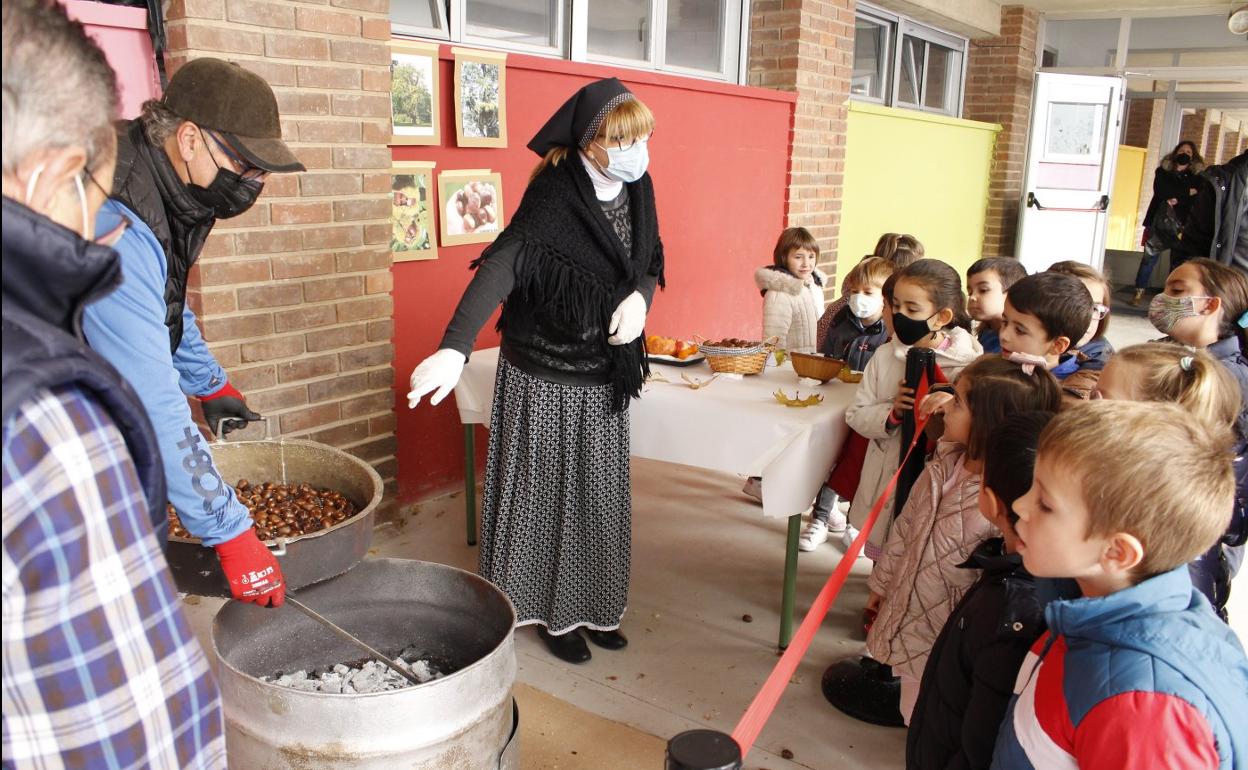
[81,168,131,245]
[204,129,267,182]
[597,131,653,152]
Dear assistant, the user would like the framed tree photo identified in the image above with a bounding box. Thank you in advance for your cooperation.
[438,169,504,246]
[390,40,440,146]
[391,160,437,261]
[452,48,507,148]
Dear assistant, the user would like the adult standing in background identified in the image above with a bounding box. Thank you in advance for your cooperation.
[1131,140,1205,305]
[2,1,225,765]
[408,79,664,664]
[83,58,307,607]
[1180,150,1247,271]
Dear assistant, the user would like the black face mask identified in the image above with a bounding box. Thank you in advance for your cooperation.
[892,310,936,346]
[187,167,264,219]
[1174,153,1192,166]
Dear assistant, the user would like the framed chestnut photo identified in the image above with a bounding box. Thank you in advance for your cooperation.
[438,169,504,246]
[390,40,441,146]
[452,47,507,148]
[391,160,437,262]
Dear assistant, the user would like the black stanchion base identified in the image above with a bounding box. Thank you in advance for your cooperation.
[821,656,905,728]
[666,729,742,770]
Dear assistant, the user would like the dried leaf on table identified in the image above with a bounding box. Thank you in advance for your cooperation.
[773,389,824,407]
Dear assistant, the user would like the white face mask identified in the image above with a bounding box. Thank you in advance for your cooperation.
[848,292,883,319]
[24,163,91,240]
[597,139,650,183]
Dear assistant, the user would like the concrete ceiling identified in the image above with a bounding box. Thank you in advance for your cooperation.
[1024,1,1238,15]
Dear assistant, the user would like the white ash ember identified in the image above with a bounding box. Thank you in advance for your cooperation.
[264,650,443,694]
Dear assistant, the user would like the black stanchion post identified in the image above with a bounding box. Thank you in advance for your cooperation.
[666,730,742,770]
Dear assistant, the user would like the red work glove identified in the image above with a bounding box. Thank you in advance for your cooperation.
[200,381,261,436]
[214,529,285,607]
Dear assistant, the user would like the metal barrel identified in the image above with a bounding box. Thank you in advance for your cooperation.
[213,558,519,769]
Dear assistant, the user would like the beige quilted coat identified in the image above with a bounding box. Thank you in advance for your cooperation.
[864,442,996,682]
[755,266,828,354]
[845,329,983,553]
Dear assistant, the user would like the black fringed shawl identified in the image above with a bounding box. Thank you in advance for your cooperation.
[471,156,665,411]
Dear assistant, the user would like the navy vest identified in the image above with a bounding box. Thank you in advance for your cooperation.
[2,198,167,543]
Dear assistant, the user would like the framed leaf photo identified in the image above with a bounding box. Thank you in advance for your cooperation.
[452,48,507,148]
[390,40,440,146]
[391,161,437,261]
[438,169,504,246]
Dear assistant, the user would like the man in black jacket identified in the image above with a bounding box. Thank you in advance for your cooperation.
[1180,150,1248,272]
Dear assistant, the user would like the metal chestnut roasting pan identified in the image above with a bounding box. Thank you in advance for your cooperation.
[165,432,384,597]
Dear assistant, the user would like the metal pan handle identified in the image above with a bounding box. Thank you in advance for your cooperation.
[267,537,289,557]
[214,416,273,444]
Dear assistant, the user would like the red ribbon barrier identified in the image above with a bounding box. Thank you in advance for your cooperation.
[730,398,932,758]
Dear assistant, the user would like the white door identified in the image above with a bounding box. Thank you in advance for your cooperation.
[1016,73,1124,273]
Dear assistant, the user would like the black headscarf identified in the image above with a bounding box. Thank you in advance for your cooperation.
[527,77,636,156]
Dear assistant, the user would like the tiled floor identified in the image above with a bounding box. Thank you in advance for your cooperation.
[179,303,1247,770]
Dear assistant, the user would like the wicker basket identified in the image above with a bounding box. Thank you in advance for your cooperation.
[789,352,845,383]
[694,336,777,375]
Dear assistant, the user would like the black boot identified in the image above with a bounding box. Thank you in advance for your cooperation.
[821,656,904,727]
[584,628,628,650]
[538,628,591,663]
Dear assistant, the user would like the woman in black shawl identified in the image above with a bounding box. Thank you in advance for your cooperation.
[408,78,663,663]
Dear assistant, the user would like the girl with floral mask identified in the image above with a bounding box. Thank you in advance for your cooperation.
[1149,257,1248,441]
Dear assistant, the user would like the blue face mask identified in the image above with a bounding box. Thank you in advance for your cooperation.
[597,139,650,183]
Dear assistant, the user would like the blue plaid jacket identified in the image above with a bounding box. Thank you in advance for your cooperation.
[2,385,225,769]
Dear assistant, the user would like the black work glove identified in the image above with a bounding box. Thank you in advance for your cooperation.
[200,382,261,436]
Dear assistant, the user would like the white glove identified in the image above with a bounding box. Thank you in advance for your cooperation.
[407,349,466,408]
[606,290,647,346]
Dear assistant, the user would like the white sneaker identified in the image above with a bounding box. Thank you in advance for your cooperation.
[742,476,763,502]
[826,508,848,535]
[799,519,829,551]
[842,525,860,551]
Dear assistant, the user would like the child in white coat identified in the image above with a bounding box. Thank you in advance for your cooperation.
[845,259,984,559]
[755,227,828,354]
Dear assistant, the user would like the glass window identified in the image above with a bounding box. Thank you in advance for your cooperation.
[466,0,559,49]
[392,0,447,34]
[1045,102,1106,157]
[665,0,725,73]
[922,42,960,112]
[851,16,889,100]
[897,35,921,105]
[588,0,650,62]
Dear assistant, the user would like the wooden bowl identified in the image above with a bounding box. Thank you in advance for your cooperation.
[789,352,845,382]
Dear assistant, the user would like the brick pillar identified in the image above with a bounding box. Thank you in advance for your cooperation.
[1123,99,1156,149]
[1206,119,1223,165]
[1180,109,1209,151]
[1129,98,1166,246]
[962,5,1040,258]
[1223,125,1241,163]
[747,0,855,295]
[165,0,399,513]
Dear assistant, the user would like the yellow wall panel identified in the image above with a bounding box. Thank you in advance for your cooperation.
[1107,145,1146,252]
[835,102,1002,291]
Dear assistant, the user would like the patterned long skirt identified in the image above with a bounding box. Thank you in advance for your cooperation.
[478,357,632,634]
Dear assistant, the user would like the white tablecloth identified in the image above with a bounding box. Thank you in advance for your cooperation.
[454,348,855,519]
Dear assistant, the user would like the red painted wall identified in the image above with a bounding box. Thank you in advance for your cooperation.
[392,49,795,504]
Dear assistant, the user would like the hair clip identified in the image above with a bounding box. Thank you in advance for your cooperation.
[1091,303,1109,321]
[1239,311,1248,329]
[1005,351,1047,375]
[1180,355,1194,372]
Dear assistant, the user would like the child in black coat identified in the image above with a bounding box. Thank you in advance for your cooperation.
[906,411,1054,770]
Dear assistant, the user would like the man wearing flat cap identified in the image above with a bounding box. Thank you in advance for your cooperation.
[83,58,305,608]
